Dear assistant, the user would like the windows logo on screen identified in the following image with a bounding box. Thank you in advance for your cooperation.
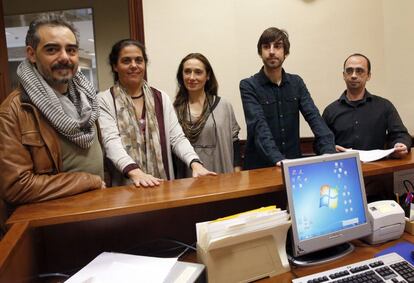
[319,185,338,209]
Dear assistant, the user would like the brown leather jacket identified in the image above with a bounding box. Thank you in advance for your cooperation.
[0,88,103,207]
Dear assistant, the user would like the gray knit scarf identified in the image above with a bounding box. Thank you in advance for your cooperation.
[17,59,99,149]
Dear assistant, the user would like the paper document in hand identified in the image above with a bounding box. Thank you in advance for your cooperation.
[346,148,395,163]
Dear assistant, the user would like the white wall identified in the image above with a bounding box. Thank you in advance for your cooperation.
[143,0,414,139]
[383,0,414,134]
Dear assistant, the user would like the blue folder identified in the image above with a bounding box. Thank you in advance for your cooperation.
[375,241,414,265]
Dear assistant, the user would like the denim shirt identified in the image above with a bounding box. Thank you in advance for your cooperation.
[240,68,335,170]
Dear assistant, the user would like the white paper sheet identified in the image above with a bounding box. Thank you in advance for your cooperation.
[346,148,395,163]
[65,252,177,283]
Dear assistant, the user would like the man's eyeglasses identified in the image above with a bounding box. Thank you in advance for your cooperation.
[344,67,366,76]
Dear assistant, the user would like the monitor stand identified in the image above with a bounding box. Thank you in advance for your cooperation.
[288,242,354,266]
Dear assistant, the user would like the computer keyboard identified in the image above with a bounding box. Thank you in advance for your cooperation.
[292,252,414,283]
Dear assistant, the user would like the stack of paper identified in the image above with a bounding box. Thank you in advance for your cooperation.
[66,252,178,283]
[196,206,290,251]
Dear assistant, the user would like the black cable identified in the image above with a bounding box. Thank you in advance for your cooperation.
[177,246,192,259]
[37,272,70,279]
[122,237,196,258]
[163,238,196,251]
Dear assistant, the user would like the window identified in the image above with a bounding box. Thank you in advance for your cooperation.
[4,8,98,90]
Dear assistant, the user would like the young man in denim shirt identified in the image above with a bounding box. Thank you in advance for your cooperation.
[240,27,335,170]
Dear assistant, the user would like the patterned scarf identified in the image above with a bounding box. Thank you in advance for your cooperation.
[177,95,214,144]
[17,59,99,149]
[113,82,167,179]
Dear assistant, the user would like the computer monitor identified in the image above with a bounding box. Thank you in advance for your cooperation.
[282,151,371,266]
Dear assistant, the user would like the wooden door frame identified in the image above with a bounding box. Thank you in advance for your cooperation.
[128,0,145,42]
[0,1,11,103]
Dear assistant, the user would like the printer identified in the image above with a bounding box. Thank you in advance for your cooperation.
[363,200,405,245]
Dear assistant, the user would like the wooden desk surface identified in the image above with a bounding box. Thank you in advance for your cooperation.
[7,166,282,227]
[360,151,414,176]
[7,152,414,227]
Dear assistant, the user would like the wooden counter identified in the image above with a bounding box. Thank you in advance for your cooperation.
[1,152,414,282]
[7,152,414,228]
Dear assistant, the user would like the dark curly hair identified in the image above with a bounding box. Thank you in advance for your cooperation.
[108,39,148,82]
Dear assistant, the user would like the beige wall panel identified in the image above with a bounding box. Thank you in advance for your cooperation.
[143,0,409,138]
[383,0,414,136]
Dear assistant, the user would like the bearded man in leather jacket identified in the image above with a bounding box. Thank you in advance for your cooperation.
[0,14,105,235]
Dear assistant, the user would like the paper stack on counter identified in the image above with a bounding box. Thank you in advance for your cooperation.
[65,252,178,283]
[196,206,291,283]
[196,206,289,251]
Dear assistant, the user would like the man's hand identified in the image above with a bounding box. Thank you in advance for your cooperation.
[392,143,408,159]
[128,168,163,187]
[234,166,242,172]
[335,145,350,152]
[191,162,217,177]
[92,175,106,189]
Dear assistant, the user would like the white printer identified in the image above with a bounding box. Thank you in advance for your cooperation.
[363,200,405,244]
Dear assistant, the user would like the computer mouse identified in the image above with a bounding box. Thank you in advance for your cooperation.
[411,250,414,260]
